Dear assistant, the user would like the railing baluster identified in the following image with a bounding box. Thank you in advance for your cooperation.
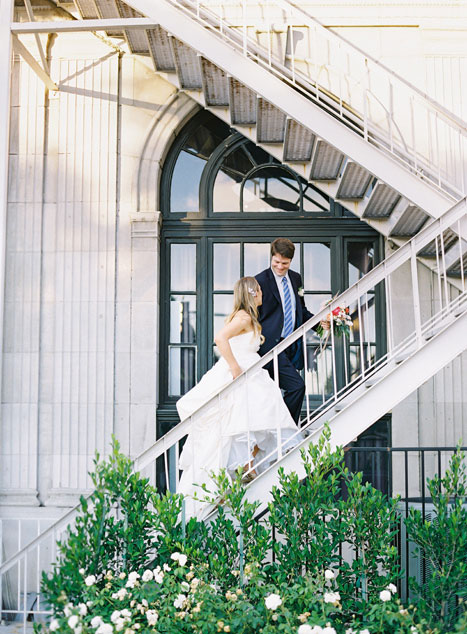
[175,439,180,490]
[302,330,310,424]
[357,288,365,379]
[164,448,170,492]
[440,228,450,310]
[273,348,279,387]
[458,219,465,292]
[410,241,422,346]
[330,307,337,400]
[385,267,394,353]
[242,0,247,56]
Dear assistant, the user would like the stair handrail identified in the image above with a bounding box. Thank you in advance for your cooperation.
[1,196,465,578]
[159,0,466,199]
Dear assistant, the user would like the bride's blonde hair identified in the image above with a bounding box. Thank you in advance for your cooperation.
[227,276,264,343]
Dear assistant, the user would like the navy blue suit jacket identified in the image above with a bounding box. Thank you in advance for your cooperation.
[255,268,313,370]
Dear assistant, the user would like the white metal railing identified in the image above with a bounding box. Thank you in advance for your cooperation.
[1,199,466,627]
[164,0,467,200]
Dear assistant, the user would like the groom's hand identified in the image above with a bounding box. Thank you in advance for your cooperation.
[320,319,331,331]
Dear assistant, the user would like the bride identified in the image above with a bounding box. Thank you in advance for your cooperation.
[177,276,299,518]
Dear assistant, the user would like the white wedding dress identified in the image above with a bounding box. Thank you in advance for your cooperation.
[176,331,300,518]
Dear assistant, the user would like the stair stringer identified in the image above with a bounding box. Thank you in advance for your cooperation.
[243,309,467,513]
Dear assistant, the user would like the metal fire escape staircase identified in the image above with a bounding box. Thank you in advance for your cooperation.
[68,0,467,282]
[12,0,467,280]
[1,197,467,622]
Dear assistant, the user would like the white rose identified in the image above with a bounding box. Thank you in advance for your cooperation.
[360,629,371,634]
[78,603,87,616]
[126,571,140,588]
[110,610,121,623]
[111,588,128,601]
[163,563,171,572]
[91,615,103,628]
[79,568,85,575]
[171,552,181,562]
[146,610,159,626]
[178,554,187,567]
[174,594,187,609]
[49,619,60,632]
[323,591,340,605]
[297,625,314,634]
[64,603,73,617]
[68,615,79,629]
[264,593,282,610]
[142,569,153,582]
[323,627,337,634]
[120,609,131,618]
[379,589,391,602]
[324,569,335,580]
[96,624,114,634]
[310,627,324,634]
[154,571,164,583]
[85,575,96,587]
[181,581,190,591]
[386,583,397,594]
[115,618,126,632]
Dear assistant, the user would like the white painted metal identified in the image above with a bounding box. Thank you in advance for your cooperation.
[11,18,157,33]
[10,10,464,246]
[389,206,429,237]
[2,200,466,625]
[22,0,49,75]
[0,0,14,458]
[363,182,400,218]
[11,36,58,92]
[245,308,467,512]
[118,0,457,216]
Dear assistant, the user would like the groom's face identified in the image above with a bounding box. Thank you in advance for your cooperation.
[271,253,292,277]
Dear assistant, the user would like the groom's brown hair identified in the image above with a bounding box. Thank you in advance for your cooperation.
[271,238,295,259]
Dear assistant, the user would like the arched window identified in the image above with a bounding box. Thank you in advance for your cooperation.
[158,110,383,423]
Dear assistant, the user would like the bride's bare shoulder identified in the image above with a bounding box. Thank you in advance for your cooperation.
[234,309,252,324]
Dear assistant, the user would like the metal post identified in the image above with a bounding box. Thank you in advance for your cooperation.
[410,241,422,346]
[181,498,186,540]
[458,219,465,292]
[302,330,310,425]
[23,0,50,74]
[0,0,14,426]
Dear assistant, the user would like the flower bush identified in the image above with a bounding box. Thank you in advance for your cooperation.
[39,554,427,634]
[37,431,467,634]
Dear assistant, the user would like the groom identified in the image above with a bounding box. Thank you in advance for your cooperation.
[255,238,313,425]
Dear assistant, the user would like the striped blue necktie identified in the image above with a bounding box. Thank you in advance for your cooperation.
[282,276,294,338]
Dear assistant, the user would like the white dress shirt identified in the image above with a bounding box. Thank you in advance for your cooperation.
[271,268,296,337]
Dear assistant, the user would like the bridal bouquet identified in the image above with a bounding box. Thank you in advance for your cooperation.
[316,300,352,338]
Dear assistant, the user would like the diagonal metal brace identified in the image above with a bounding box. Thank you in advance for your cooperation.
[12,35,58,92]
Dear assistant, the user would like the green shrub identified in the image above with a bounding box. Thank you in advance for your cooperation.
[39,430,467,633]
[405,447,467,630]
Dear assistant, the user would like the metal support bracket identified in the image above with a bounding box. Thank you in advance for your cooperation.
[11,35,58,92]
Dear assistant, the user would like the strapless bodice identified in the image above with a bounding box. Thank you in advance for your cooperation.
[228,331,261,356]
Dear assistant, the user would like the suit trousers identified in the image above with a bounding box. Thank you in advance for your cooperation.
[265,343,305,424]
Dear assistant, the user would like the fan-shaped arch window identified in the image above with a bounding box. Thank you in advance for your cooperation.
[165,111,333,216]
